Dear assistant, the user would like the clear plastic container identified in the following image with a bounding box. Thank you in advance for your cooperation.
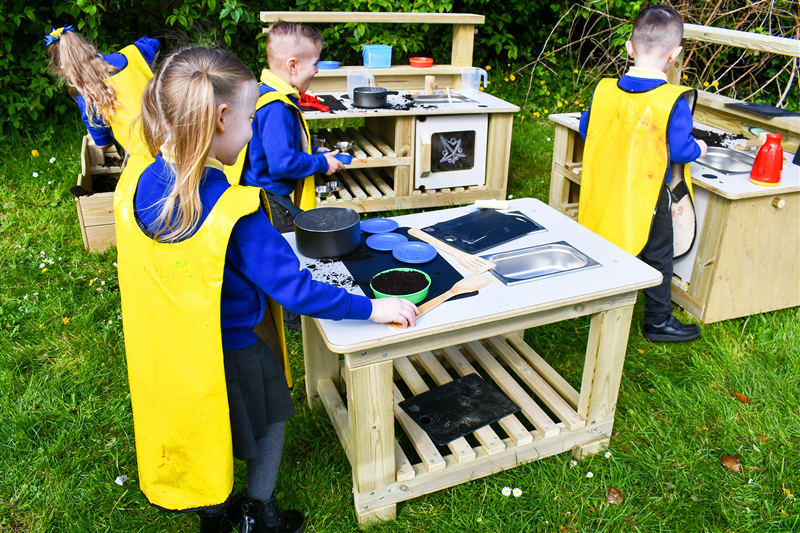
[460,67,488,94]
[346,69,375,100]
[362,45,393,68]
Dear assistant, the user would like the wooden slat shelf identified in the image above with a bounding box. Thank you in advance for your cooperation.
[332,334,589,505]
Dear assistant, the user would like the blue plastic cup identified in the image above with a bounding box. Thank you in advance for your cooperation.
[334,153,353,164]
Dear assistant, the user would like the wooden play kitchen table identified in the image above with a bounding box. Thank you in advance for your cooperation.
[285,198,661,524]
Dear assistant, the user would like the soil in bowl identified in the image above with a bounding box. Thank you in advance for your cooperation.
[371,270,428,295]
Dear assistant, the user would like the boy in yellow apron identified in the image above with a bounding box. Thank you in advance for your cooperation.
[45,26,158,158]
[224,21,346,332]
[578,6,708,342]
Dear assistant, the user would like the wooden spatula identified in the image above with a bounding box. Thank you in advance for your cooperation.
[408,228,496,274]
[388,274,492,330]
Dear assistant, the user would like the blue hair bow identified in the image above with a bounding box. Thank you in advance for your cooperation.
[43,25,75,46]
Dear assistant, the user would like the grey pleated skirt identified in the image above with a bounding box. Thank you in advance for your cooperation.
[223,337,294,460]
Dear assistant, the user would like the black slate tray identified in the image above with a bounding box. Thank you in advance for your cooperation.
[398,373,521,446]
[724,102,800,119]
[339,227,477,304]
[420,209,545,254]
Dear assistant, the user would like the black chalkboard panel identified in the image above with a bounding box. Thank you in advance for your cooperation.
[420,209,545,254]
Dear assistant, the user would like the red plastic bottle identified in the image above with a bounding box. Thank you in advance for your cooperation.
[750,133,784,186]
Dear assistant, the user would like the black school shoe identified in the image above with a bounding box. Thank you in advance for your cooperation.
[242,497,305,533]
[198,497,242,533]
[643,315,701,343]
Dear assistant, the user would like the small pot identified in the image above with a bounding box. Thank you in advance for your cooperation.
[294,207,361,259]
[353,86,398,108]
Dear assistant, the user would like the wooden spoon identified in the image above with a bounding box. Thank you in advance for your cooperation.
[388,274,492,330]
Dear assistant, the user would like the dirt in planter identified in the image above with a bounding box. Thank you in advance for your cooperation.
[371,270,428,295]
[91,174,120,193]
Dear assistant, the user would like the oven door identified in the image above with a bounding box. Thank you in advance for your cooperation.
[414,114,488,190]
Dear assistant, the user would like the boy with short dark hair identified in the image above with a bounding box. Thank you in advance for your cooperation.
[578,5,707,342]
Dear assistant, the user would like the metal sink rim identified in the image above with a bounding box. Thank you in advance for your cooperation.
[695,146,755,175]
[482,241,601,286]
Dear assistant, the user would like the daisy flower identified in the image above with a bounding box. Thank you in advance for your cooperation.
[501,487,512,497]
[605,451,612,458]
[49,157,56,163]
[570,460,578,467]
[586,472,594,478]
[512,488,522,498]
[32,172,39,178]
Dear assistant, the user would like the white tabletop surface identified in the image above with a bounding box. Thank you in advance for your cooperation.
[285,198,661,351]
[302,90,519,120]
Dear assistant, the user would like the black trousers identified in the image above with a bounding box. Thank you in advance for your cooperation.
[267,195,296,234]
[638,185,674,326]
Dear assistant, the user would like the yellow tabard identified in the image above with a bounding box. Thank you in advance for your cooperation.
[224,69,316,211]
[114,156,285,511]
[579,79,695,255]
[105,45,153,157]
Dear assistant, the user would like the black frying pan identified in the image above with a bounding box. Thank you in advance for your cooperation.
[353,87,398,108]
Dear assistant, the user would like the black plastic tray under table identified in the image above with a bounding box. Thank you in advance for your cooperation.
[398,373,521,446]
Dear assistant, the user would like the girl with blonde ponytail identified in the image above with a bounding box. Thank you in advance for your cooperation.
[45,26,159,156]
[114,46,417,533]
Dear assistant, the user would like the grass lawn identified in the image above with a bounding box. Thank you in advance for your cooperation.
[1,117,799,533]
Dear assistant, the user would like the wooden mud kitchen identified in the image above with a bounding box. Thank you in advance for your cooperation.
[291,199,662,524]
[547,24,800,324]
[262,10,519,212]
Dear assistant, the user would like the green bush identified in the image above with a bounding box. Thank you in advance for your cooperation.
[1,0,551,137]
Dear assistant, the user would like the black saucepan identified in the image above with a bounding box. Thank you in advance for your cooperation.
[294,207,361,259]
[353,86,399,108]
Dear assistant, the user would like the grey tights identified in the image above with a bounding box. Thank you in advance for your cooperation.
[247,420,286,502]
[203,420,285,516]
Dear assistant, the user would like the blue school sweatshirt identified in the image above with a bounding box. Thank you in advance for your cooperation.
[134,155,373,350]
[76,36,160,147]
[579,68,701,174]
[240,83,330,196]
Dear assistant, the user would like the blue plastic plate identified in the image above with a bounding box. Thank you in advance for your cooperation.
[392,242,437,264]
[366,232,408,251]
[361,218,399,234]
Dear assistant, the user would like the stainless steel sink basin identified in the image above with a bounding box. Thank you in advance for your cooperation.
[482,241,600,285]
[412,93,478,104]
[696,147,755,174]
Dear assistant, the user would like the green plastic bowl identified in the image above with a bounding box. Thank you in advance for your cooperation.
[370,268,431,304]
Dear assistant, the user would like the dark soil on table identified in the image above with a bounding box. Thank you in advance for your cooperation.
[371,270,428,295]
[692,128,744,147]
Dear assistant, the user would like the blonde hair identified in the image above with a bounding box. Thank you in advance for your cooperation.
[266,20,324,67]
[140,46,255,243]
[48,31,119,125]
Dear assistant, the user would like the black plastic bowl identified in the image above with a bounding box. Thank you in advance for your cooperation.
[294,207,361,259]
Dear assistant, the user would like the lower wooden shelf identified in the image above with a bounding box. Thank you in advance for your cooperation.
[323,334,603,516]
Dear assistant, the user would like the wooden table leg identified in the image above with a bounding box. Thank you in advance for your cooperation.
[302,316,340,409]
[574,305,634,460]
[347,360,396,525]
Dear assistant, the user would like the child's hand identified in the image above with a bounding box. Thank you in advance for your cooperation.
[324,150,345,175]
[697,139,708,158]
[369,298,419,328]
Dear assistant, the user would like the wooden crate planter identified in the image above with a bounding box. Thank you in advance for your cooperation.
[75,135,121,253]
